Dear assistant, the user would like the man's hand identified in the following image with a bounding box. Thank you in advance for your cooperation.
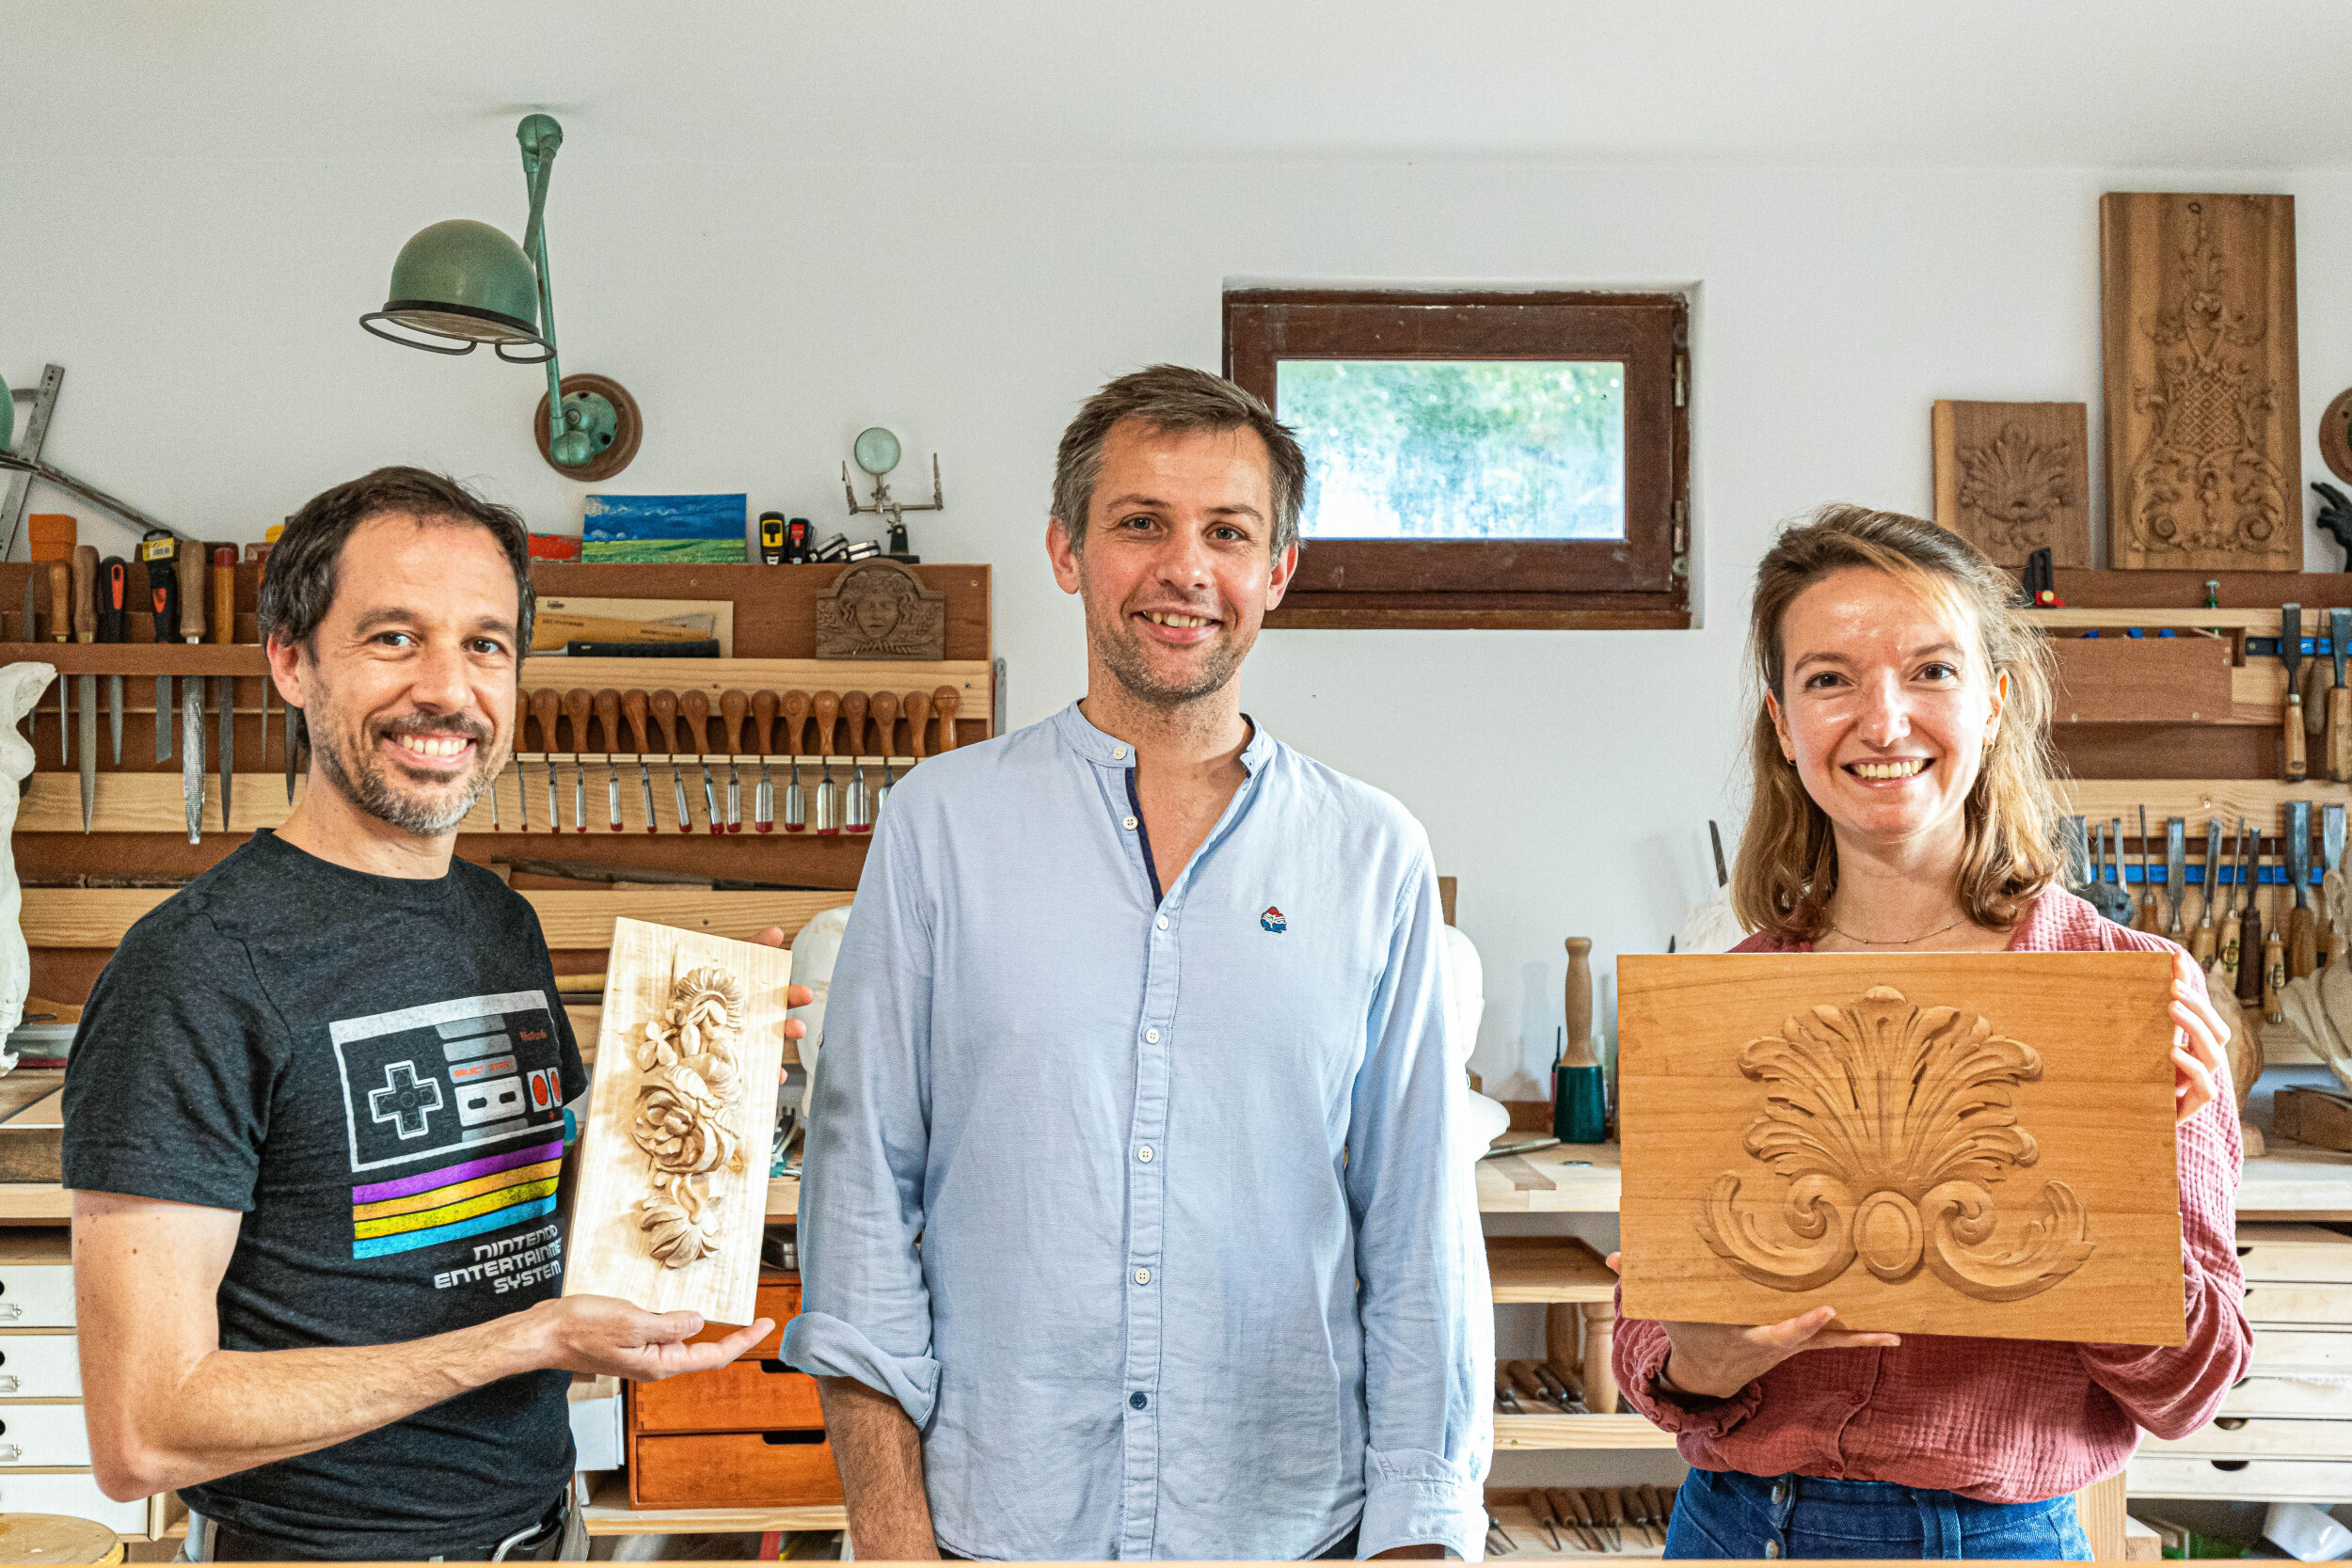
[501,1295,771,1382]
[1605,1252,1898,1400]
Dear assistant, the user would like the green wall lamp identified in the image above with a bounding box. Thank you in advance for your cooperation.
[361,114,642,480]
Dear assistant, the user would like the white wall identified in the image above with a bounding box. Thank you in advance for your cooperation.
[8,154,2344,1094]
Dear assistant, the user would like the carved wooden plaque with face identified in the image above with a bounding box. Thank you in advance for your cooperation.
[1617,952,2185,1344]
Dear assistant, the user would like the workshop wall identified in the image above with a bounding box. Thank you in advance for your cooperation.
[7,155,2349,1096]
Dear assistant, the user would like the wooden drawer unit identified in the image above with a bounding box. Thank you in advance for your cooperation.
[2236,1224,2352,1283]
[625,1266,839,1509]
[0,1232,73,1327]
[2127,1455,2352,1502]
[0,1402,92,1466]
[2241,1281,2352,1323]
[632,1431,844,1509]
[0,1333,79,1398]
[2248,1327,2352,1371]
[2141,1418,2352,1462]
[2219,1374,2352,1420]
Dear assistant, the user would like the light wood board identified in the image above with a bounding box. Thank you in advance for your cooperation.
[1931,401,2090,569]
[532,596,734,657]
[2102,192,2300,571]
[1617,952,2186,1342]
[564,919,790,1326]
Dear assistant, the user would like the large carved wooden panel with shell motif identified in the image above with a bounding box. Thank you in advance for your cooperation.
[1617,953,2185,1344]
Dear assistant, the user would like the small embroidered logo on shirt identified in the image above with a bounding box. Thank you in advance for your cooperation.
[1260,907,1287,933]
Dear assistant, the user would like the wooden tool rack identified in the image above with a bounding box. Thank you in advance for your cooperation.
[0,560,994,1009]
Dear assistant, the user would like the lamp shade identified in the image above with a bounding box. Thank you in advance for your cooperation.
[1,371,12,455]
[359,219,549,358]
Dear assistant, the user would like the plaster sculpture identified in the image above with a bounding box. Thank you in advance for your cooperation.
[632,965,752,1267]
[787,904,851,1124]
[1440,924,1511,1153]
[1697,985,2094,1302]
[0,664,56,1073]
[2278,862,2352,1094]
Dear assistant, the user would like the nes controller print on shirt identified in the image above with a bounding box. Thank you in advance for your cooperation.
[328,991,569,1275]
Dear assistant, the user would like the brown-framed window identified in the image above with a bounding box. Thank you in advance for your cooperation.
[1224,289,1690,629]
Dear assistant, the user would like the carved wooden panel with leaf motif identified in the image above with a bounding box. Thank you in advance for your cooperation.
[1617,953,2185,1344]
[1931,401,2090,569]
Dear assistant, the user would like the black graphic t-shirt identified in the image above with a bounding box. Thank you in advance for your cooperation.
[64,831,588,1559]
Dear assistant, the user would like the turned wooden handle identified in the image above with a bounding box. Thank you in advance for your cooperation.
[2265,928,2288,1022]
[782,690,809,757]
[2286,690,2309,783]
[594,689,621,753]
[841,690,869,755]
[870,690,899,756]
[529,689,562,752]
[722,689,748,755]
[680,689,710,753]
[70,546,97,643]
[750,690,777,756]
[44,560,70,643]
[932,686,961,751]
[563,689,594,752]
[1580,1301,1620,1416]
[813,690,839,755]
[1563,937,1595,1068]
[210,546,235,645]
[2329,686,2352,784]
[2292,906,2318,980]
[621,689,652,753]
[902,689,930,758]
[650,689,680,752]
[174,541,206,642]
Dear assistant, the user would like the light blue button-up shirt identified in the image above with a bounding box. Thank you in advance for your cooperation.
[782,703,1489,1561]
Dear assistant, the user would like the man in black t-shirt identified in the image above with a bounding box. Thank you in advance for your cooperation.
[65,469,796,1561]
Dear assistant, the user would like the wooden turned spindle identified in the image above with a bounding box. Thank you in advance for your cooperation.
[650,689,681,753]
[529,689,562,752]
[813,691,840,756]
[782,690,810,759]
[842,690,869,756]
[679,690,710,754]
[902,689,931,759]
[563,689,594,752]
[870,689,900,757]
[722,689,748,755]
[932,685,961,751]
[622,689,653,754]
[751,690,777,757]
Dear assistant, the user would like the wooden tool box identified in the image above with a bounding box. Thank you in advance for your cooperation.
[623,1266,843,1509]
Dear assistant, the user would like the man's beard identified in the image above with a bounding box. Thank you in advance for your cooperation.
[1089,602,1247,711]
[310,694,499,838]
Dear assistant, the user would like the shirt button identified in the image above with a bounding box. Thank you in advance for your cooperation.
[1113,746,1128,760]
[1156,914,1169,930]
[1130,1391,1148,1410]
[1771,1481,1789,1506]
[1135,1268,1152,1285]
[1764,1543,1781,1560]
[1145,1027,1161,1043]
[1122,815,1138,830]
[1137,1147,1153,1162]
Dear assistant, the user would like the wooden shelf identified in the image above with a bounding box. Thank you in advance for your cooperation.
[1487,1235,1615,1302]
[581,1475,843,1537]
[1478,1142,1621,1213]
[2059,780,2352,828]
[1494,1414,1676,1451]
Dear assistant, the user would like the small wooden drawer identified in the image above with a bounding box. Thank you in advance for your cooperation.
[630,1430,843,1509]
[2141,1418,2352,1463]
[0,1403,91,1466]
[2220,1374,2352,1419]
[685,1280,799,1358]
[2236,1224,2352,1283]
[2127,1455,2352,1502]
[632,1357,823,1433]
[0,1334,79,1398]
[0,1470,149,1534]
[2249,1327,2352,1371]
[0,1234,72,1329]
[2243,1281,2352,1324]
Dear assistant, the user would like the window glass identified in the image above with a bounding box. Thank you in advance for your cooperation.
[1276,359,1626,541]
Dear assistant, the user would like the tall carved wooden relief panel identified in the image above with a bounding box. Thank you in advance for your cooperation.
[2101,192,2300,571]
[1931,402,2090,569]
[1618,953,2185,1344]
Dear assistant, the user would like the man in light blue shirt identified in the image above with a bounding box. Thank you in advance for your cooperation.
[782,365,1488,1560]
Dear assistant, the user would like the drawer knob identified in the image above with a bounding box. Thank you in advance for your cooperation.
[0,1446,18,1463]
[0,1305,23,1322]
[0,1377,19,1395]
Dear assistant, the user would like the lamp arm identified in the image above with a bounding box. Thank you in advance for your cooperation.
[517,126,565,445]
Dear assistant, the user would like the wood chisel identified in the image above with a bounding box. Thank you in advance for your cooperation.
[563,689,593,832]
[2137,806,2161,931]
[530,689,563,832]
[780,689,809,832]
[2265,915,2288,1024]
[2283,604,2309,783]
[2215,818,2243,990]
[681,689,720,835]
[1587,1489,1625,1553]
[903,687,931,761]
[1709,819,1729,886]
[97,556,125,766]
[1553,1489,1604,1554]
[623,689,656,833]
[2107,816,2127,924]
[721,689,748,833]
[595,689,622,832]
[43,558,68,767]
[1523,1487,1562,1552]
[2238,828,2265,1008]
[139,531,176,762]
[69,546,97,833]
[1504,1360,1549,1407]
[1530,1361,1581,1412]
[750,689,776,833]
[2165,816,2186,936]
[2191,817,2222,965]
[213,546,236,834]
[871,689,899,823]
[650,689,691,832]
[177,539,208,842]
[2326,803,2347,967]
[1491,1361,1521,1415]
[18,574,35,644]
[811,689,839,835]
[2290,800,2317,979]
[843,689,871,834]
[933,684,961,751]
[2332,610,2352,784]
[1645,1483,1676,1541]
[2085,820,2130,925]
[1483,1513,1516,1558]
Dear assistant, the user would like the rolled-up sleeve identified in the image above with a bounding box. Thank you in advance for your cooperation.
[778,807,942,1426]
[1346,848,1492,1560]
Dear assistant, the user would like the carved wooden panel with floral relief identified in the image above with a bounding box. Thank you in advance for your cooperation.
[1617,953,2185,1344]
[1931,402,2090,568]
[2102,192,2300,572]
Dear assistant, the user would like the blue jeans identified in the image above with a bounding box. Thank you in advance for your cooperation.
[1665,1469,2092,1560]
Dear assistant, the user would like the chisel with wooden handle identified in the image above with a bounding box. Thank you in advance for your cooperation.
[651,689,691,832]
[623,689,656,834]
[2284,604,2309,783]
[529,689,562,834]
[2291,800,2317,979]
[782,689,809,832]
[43,559,68,768]
[2136,807,2160,931]
[902,688,930,760]
[812,690,839,835]
[2328,803,2347,968]
[213,546,236,835]
[1523,1487,1561,1552]
[933,684,961,751]
[71,546,96,833]
[2331,610,2352,784]
[2191,817,2222,965]
[177,539,208,842]
[680,689,719,835]
[595,689,622,832]
[2219,817,2249,989]
[721,689,748,833]
[2239,828,2267,1009]
[871,689,900,823]
[97,556,125,767]
[141,535,177,763]
[750,689,776,833]
[1588,1489,1625,1553]
[563,689,593,833]
[2166,816,2186,936]
[843,689,871,834]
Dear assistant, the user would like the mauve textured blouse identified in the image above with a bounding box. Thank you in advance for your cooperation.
[1613,887,2252,1502]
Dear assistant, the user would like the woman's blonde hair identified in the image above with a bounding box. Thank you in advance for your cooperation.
[1733,504,2067,943]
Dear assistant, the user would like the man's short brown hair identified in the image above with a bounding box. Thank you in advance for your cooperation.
[1051,365,1308,556]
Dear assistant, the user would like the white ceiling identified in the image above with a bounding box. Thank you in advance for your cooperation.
[7,0,2350,169]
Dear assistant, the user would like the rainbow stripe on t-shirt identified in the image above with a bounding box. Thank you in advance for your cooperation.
[350,1137,564,1259]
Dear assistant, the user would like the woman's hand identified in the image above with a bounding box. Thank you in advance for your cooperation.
[1605,1253,1899,1400]
[2169,949,2228,1127]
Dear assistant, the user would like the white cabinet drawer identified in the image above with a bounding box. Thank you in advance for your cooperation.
[2242,1281,2352,1323]
[0,1403,89,1466]
[0,1264,73,1328]
[2249,1328,2352,1371]
[2237,1224,2352,1283]
[0,1470,146,1533]
[2219,1374,2352,1418]
[0,1334,78,1398]
[2140,1418,2352,1461]
[2128,1454,2352,1501]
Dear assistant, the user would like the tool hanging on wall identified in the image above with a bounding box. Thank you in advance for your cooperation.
[595,689,622,832]
[2219,818,2248,990]
[563,689,592,833]
[843,690,871,834]
[679,689,718,835]
[812,690,839,835]
[651,689,691,832]
[70,546,96,832]
[2331,609,2352,784]
[2291,800,2318,980]
[177,540,208,842]
[934,685,961,752]
[2137,807,2161,931]
[43,559,68,769]
[781,689,808,833]
[2283,604,2309,783]
[2240,828,2267,1010]
[2328,803,2348,968]
[529,689,560,833]
[97,555,125,767]
[2191,817,2222,965]
[623,689,656,834]
[721,689,748,833]
[2165,816,2186,936]
[871,689,899,822]
[750,689,776,833]
[214,546,236,833]
[140,533,176,764]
